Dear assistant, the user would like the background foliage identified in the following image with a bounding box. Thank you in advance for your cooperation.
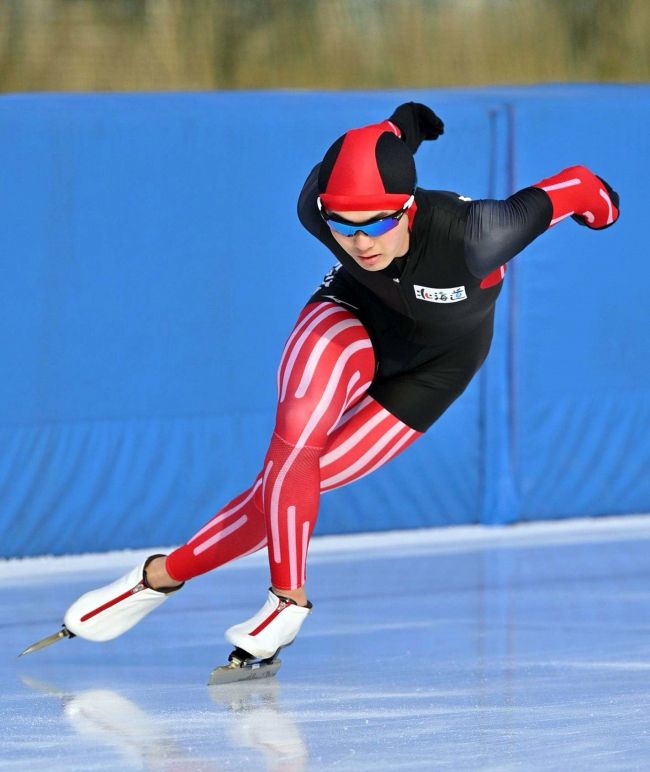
[1,0,648,92]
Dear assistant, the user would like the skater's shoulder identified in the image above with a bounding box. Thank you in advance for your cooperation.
[416,188,473,219]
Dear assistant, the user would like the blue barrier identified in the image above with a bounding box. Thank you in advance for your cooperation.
[0,86,648,557]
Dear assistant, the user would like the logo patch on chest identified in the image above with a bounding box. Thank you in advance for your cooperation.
[413,285,467,303]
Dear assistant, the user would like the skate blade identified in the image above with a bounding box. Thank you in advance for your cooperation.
[18,626,73,657]
[207,658,282,686]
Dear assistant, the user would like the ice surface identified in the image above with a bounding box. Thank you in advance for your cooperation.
[3,516,650,770]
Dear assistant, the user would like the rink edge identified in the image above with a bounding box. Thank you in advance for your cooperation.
[2,513,650,579]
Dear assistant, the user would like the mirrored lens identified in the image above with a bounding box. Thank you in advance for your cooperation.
[326,216,401,238]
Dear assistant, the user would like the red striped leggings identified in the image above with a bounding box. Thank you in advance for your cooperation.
[166,301,422,590]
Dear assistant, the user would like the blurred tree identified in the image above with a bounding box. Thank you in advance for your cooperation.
[0,0,647,93]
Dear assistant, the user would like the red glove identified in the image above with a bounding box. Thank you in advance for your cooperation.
[534,165,620,230]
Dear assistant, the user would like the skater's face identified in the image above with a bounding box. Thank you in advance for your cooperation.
[326,208,411,272]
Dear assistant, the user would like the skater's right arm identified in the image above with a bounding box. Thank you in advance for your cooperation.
[297,163,338,246]
[387,102,444,154]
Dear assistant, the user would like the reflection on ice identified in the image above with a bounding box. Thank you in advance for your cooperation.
[4,516,650,770]
[21,677,218,771]
[21,675,307,771]
[208,680,307,771]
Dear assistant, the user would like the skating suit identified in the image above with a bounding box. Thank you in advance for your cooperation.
[300,166,552,430]
[166,162,616,590]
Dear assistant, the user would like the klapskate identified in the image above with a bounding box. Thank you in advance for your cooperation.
[19,555,182,656]
[208,589,312,685]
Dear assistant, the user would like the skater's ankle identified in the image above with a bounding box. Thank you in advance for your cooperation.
[143,555,183,592]
[271,585,309,607]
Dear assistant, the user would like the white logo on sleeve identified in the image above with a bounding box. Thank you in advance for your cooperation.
[413,285,467,303]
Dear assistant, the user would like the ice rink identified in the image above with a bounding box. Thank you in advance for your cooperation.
[3,515,650,771]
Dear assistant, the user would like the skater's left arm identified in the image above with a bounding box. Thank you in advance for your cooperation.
[464,166,620,280]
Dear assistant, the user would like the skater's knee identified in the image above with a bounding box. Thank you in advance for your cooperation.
[274,399,326,443]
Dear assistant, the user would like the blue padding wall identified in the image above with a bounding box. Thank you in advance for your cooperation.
[1,86,648,557]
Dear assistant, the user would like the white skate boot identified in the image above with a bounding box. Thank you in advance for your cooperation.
[19,555,183,655]
[63,555,183,641]
[208,589,312,685]
[226,589,312,659]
